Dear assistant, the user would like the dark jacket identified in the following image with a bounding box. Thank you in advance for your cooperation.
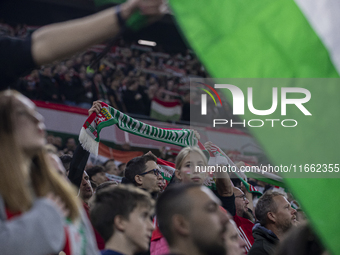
[248,223,279,255]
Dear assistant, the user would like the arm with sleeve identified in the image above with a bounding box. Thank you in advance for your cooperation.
[68,144,90,189]
[0,36,37,90]
[0,196,65,255]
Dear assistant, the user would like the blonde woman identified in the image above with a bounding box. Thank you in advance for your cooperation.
[174,146,209,185]
[0,90,99,255]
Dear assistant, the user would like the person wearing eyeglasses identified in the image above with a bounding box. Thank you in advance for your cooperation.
[123,153,164,198]
[233,187,255,254]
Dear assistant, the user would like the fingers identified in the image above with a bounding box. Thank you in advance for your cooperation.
[46,192,70,218]
[88,100,102,116]
[204,141,213,151]
[193,130,200,140]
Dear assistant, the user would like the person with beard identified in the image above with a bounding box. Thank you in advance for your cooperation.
[233,187,255,253]
[80,171,94,205]
[79,171,106,250]
[248,191,297,255]
[156,183,229,255]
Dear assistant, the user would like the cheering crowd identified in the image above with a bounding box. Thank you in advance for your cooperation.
[0,0,327,254]
[0,95,326,255]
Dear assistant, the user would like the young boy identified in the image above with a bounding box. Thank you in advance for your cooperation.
[90,185,154,255]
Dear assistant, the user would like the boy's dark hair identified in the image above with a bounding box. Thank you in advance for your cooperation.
[90,185,153,242]
[96,181,118,193]
[124,154,157,184]
[156,183,200,245]
[86,165,105,181]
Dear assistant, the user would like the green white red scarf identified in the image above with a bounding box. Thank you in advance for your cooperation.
[79,102,198,155]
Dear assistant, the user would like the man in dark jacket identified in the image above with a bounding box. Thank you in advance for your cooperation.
[248,191,297,255]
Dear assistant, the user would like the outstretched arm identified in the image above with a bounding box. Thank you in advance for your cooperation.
[31,0,163,65]
[204,141,234,197]
[68,101,103,189]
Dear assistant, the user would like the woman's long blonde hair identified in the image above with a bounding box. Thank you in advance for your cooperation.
[0,90,79,220]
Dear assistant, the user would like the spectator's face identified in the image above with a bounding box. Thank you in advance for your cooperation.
[92,171,108,185]
[76,56,83,64]
[84,55,92,65]
[149,77,156,84]
[139,160,163,193]
[187,187,228,255]
[94,74,102,83]
[66,60,74,68]
[60,65,68,75]
[272,195,297,232]
[167,80,174,90]
[122,205,154,253]
[80,172,93,201]
[69,68,75,77]
[118,163,126,173]
[105,161,120,176]
[66,138,76,150]
[13,95,46,155]
[234,188,249,217]
[225,220,246,255]
[53,137,62,147]
[129,82,139,91]
[176,152,207,185]
[43,67,52,77]
[111,80,120,89]
[46,135,54,144]
[64,73,72,82]
[139,76,146,85]
[79,72,86,81]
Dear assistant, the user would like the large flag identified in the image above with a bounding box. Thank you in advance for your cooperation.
[170,0,340,78]
[169,0,340,254]
[150,97,182,122]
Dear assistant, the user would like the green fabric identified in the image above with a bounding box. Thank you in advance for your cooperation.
[169,0,340,254]
[170,0,338,78]
[150,109,181,122]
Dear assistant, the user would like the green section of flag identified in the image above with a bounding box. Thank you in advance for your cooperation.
[169,0,340,254]
[170,0,338,78]
[150,110,181,122]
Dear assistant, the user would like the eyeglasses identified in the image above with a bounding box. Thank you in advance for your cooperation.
[235,195,247,201]
[139,169,162,177]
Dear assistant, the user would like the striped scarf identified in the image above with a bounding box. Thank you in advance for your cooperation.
[79,102,198,155]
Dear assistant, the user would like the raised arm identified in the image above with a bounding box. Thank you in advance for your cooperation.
[31,0,162,66]
[68,101,103,189]
[204,141,234,197]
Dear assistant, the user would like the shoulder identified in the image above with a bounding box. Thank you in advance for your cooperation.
[248,239,268,255]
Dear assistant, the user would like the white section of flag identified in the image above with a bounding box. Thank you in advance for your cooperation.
[151,100,182,117]
[295,0,340,74]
